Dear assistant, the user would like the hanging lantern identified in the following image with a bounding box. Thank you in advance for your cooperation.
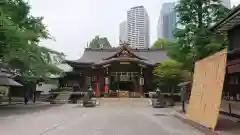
[139,77,144,86]
[105,77,109,85]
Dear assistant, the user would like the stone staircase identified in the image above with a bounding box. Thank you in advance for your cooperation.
[100,98,150,107]
[51,92,71,104]
[38,94,52,102]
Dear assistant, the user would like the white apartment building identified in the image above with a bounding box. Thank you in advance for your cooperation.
[127,6,149,49]
[119,21,128,43]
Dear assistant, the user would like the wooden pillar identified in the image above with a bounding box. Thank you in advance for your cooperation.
[139,77,144,97]
[133,75,138,93]
[84,76,91,92]
[99,74,104,96]
[139,67,144,97]
[96,75,100,97]
[8,87,12,103]
[144,68,152,96]
[104,67,109,93]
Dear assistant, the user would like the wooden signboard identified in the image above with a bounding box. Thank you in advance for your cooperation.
[120,62,131,65]
[187,49,227,130]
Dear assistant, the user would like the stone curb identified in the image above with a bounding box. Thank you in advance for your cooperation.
[174,111,219,135]
[0,102,21,106]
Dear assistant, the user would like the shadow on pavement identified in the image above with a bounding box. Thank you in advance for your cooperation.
[174,114,218,135]
[215,116,240,135]
[0,103,63,117]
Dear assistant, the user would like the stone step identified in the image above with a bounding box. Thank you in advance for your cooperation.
[51,92,71,104]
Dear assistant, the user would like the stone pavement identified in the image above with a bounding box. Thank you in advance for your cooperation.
[0,102,62,118]
[0,99,204,135]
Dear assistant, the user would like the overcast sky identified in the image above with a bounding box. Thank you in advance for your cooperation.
[28,0,240,60]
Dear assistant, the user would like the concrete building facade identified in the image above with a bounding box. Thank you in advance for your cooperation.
[127,6,149,49]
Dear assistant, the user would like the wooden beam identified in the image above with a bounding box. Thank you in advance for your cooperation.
[227,59,240,66]
[103,64,111,68]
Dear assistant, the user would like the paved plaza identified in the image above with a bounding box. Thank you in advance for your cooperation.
[0,99,204,135]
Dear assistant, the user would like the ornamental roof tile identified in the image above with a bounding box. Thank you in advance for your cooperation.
[67,45,169,66]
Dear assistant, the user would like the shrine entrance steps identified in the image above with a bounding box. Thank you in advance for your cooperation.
[99,98,150,107]
[50,92,71,104]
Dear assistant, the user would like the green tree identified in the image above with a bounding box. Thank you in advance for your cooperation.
[152,38,176,49]
[0,0,63,82]
[169,0,230,71]
[89,36,111,48]
[153,60,190,93]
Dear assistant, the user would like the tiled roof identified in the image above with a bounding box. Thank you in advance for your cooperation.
[0,62,12,78]
[0,62,22,86]
[0,77,22,86]
[68,47,169,65]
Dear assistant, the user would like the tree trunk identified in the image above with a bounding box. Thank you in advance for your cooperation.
[197,1,203,29]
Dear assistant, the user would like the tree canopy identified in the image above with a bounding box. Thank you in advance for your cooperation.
[153,0,230,88]
[0,0,64,82]
[152,38,176,49]
[153,60,189,85]
[153,60,190,92]
[168,0,230,71]
[89,36,112,49]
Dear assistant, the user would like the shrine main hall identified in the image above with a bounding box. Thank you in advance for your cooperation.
[61,44,169,98]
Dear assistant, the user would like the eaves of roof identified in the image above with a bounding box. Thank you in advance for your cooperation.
[210,4,240,31]
[93,57,154,67]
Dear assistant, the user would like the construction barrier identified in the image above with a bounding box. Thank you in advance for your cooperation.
[187,49,227,130]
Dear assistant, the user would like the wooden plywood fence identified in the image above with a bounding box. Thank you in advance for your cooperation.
[187,49,227,130]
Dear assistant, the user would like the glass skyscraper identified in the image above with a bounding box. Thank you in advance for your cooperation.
[157,2,176,40]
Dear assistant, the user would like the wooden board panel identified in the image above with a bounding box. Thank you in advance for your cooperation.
[187,49,227,130]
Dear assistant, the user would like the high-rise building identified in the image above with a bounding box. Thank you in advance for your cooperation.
[119,21,128,43]
[157,3,176,40]
[127,6,149,49]
[221,0,231,9]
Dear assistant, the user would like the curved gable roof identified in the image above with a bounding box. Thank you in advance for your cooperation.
[67,47,169,66]
[103,45,146,60]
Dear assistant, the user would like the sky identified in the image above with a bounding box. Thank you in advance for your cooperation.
[28,0,240,60]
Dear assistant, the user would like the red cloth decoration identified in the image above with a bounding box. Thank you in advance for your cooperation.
[94,76,100,97]
[104,86,108,93]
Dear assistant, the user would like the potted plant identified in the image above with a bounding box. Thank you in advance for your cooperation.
[104,92,109,97]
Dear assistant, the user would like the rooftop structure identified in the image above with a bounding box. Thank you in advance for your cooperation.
[62,44,169,98]
[67,44,168,67]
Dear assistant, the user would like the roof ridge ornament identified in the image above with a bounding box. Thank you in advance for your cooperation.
[119,41,130,47]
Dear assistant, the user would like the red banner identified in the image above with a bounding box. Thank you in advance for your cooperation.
[104,86,108,93]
